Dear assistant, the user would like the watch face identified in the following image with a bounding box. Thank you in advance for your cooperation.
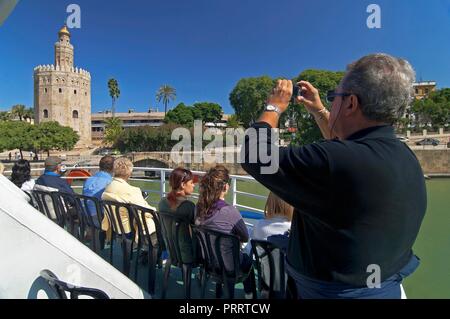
[266,105,276,111]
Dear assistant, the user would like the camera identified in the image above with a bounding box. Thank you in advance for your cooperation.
[292,84,302,103]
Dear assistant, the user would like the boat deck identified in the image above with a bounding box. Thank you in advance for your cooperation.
[98,241,249,299]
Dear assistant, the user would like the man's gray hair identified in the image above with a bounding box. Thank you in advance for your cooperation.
[341,53,416,124]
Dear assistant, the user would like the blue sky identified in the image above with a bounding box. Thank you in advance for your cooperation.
[1,0,450,114]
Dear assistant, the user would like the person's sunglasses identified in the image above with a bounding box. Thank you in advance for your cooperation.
[326,90,351,103]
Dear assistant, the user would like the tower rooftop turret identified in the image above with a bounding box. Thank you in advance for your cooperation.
[58,25,71,37]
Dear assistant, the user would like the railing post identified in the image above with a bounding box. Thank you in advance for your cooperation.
[160,170,166,199]
[231,177,237,207]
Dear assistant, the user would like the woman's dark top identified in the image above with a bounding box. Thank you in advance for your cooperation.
[158,197,196,264]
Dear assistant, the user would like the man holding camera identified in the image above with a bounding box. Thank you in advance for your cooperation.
[241,53,427,299]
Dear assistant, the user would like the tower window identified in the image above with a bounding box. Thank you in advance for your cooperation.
[43,110,49,118]
[74,90,77,94]
[73,110,79,119]
[44,88,48,93]
[85,92,87,96]
[59,88,62,93]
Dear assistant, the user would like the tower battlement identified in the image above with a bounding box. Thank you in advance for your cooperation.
[34,64,91,78]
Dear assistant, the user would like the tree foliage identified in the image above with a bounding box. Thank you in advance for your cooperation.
[192,102,223,123]
[33,121,79,156]
[11,104,26,121]
[104,117,123,145]
[0,121,35,157]
[226,114,241,128]
[115,124,183,153]
[165,103,194,126]
[229,76,275,128]
[165,102,224,126]
[0,120,79,157]
[408,88,450,131]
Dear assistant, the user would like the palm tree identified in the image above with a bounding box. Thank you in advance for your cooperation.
[156,85,176,115]
[11,104,26,121]
[23,107,34,123]
[108,79,120,117]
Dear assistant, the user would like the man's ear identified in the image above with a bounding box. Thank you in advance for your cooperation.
[344,94,360,116]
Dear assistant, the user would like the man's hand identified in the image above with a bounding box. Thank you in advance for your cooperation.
[296,81,326,114]
[267,79,293,113]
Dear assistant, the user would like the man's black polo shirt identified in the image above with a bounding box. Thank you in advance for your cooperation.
[242,123,427,287]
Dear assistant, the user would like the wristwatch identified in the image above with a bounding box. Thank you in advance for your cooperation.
[265,104,281,115]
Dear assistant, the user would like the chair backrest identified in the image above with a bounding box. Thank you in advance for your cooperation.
[24,191,39,210]
[40,269,109,299]
[250,239,286,298]
[72,193,103,229]
[52,192,82,237]
[101,200,134,238]
[193,226,241,279]
[158,211,192,267]
[30,190,63,226]
[129,204,161,249]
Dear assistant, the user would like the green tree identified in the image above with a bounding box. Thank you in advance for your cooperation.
[229,76,275,128]
[11,104,26,121]
[115,124,182,153]
[226,114,241,128]
[410,89,450,131]
[108,78,121,116]
[104,117,123,145]
[0,121,35,158]
[192,102,224,123]
[34,121,79,156]
[156,85,176,115]
[289,69,345,145]
[0,111,11,121]
[165,103,194,126]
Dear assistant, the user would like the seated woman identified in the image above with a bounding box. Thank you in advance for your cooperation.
[158,167,196,265]
[195,165,255,298]
[101,157,156,242]
[249,192,293,252]
[248,192,293,297]
[11,159,35,192]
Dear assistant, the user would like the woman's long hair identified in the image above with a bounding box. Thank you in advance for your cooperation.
[264,192,294,221]
[196,165,230,219]
[11,159,31,188]
[167,167,193,209]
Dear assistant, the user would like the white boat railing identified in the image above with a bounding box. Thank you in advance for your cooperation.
[5,166,267,218]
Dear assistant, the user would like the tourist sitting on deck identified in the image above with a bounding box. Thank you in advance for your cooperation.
[158,167,197,264]
[195,165,256,298]
[34,156,73,194]
[101,156,157,243]
[246,192,293,255]
[10,160,35,192]
[242,53,426,299]
[82,156,115,223]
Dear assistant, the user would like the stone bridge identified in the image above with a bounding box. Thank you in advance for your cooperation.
[128,151,246,175]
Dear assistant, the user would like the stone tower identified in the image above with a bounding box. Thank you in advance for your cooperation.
[34,25,91,147]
